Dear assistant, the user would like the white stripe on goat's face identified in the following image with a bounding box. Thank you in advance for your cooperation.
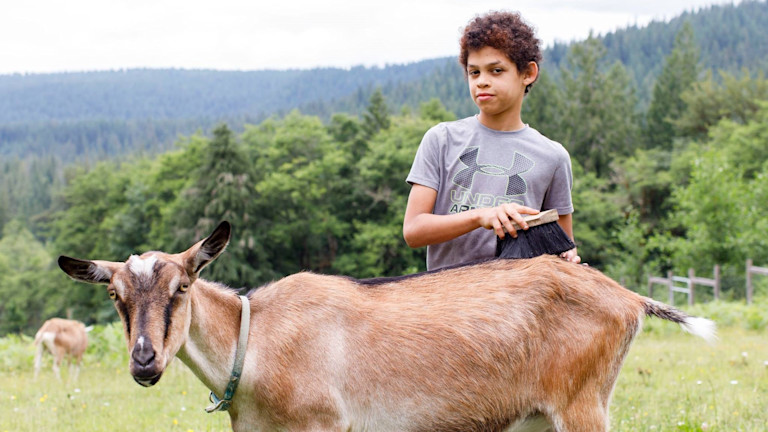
[128,255,158,279]
[109,252,193,387]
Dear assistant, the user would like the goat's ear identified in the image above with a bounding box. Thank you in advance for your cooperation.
[184,221,231,275]
[58,256,121,284]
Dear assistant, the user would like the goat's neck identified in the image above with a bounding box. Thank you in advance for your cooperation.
[176,281,244,397]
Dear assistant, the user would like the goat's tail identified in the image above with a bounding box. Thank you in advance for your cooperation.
[33,327,44,346]
[643,298,717,344]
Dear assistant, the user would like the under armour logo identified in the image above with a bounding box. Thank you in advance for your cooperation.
[452,147,534,196]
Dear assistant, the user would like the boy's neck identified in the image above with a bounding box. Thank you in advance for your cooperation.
[477,112,526,132]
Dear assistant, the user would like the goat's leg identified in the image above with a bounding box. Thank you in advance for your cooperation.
[52,351,63,380]
[551,400,608,432]
[70,357,82,382]
[33,343,44,379]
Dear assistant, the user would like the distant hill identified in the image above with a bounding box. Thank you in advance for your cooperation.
[1,0,766,162]
[0,60,451,162]
[0,61,448,124]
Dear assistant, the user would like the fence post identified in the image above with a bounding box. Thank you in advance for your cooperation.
[667,270,675,305]
[687,268,695,306]
[746,259,753,305]
[648,276,653,298]
[713,265,720,300]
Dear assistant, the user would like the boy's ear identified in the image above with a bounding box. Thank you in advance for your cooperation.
[523,61,539,85]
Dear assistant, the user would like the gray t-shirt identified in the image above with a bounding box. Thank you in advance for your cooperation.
[406,116,574,270]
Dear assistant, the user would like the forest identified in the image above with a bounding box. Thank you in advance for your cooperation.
[1,1,767,336]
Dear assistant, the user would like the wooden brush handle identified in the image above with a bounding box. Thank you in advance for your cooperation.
[509,209,560,231]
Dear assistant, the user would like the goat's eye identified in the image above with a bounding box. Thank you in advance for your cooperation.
[179,284,189,292]
[108,290,117,300]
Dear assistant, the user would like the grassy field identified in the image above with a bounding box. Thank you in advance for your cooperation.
[1,314,767,431]
[612,325,768,431]
[0,361,231,432]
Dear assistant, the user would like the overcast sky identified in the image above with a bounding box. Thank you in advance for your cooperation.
[0,0,741,75]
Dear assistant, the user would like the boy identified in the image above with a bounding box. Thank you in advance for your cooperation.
[403,11,580,270]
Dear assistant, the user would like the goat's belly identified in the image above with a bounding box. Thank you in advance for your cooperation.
[344,409,552,432]
[504,415,552,432]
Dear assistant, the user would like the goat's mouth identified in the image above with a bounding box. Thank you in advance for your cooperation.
[133,372,162,387]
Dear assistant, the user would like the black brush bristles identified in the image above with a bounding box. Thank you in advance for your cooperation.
[495,210,576,259]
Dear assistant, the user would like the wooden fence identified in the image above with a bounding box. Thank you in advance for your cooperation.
[647,260,768,305]
[746,259,768,305]
[647,266,720,306]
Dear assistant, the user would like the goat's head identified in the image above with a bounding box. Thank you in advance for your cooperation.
[57,222,231,387]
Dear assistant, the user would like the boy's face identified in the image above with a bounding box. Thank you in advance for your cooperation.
[466,46,536,127]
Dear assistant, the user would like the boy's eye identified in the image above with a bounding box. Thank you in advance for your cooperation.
[493,68,504,73]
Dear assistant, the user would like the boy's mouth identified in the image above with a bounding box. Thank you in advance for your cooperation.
[476,93,494,102]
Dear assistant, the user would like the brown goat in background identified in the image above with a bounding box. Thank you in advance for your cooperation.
[34,318,89,381]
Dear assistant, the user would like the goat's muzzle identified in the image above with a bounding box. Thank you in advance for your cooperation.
[131,337,163,387]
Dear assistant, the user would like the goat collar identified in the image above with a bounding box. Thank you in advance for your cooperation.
[205,295,251,413]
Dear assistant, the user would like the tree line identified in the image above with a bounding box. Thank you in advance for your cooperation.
[2,18,768,335]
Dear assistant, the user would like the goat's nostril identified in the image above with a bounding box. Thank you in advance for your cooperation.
[132,338,156,367]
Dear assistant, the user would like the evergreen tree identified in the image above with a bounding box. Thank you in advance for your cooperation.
[560,35,640,177]
[162,124,264,287]
[362,88,391,138]
[327,113,367,160]
[645,22,700,149]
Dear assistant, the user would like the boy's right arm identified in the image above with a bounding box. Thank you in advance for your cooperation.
[403,184,538,248]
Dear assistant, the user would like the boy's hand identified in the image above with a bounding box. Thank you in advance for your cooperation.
[560,247,581,264]
[476,203,538,239]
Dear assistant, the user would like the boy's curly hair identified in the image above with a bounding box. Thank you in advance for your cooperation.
[459,11,542,92]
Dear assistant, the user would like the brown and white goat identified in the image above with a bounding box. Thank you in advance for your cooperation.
[58,221,715,432]
[34,318,89,381]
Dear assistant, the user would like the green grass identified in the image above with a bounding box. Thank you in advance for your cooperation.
[1,308,767,431]
[0,322,231,432]
[613,325,768,431]
[0,361,230,432]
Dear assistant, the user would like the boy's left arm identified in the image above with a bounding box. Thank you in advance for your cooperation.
[557,213,581,264]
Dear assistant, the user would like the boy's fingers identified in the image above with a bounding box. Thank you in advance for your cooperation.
[492,219,505,239]
[505,208,528,231]
[560,248,582,264]
[505,222,517,238]
[517,205,540,215]
[498,209,518,237]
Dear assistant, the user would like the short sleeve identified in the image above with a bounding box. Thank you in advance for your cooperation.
[406,124,443,191]
[542,146,574,215]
